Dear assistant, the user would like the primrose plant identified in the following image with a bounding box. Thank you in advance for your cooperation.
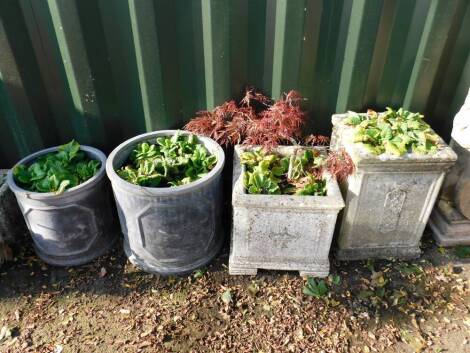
[344,107,442,156]
[13,140,101,194]
[240,148,327,196]
[117,132,217,187]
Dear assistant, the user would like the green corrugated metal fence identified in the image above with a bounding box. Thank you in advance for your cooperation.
[0,0,469,167]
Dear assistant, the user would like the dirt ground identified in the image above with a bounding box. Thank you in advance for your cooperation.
[0,233,469,353]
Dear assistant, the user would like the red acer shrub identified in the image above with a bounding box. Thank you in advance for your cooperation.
[184,87,355,181]
[184,88,305,148]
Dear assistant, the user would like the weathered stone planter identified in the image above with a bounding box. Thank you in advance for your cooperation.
[430,90,470,246]
[229,145,345,277]
[0,170,26,264]
[7,146,118,266]
[331,113,457,260]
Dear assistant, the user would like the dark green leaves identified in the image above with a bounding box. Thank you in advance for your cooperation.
[303,277,329,298]
[240,148,327,196]
[454,246,470,258]
[117,133,217,187]
[12,140,100,194]
[344,108,441,156]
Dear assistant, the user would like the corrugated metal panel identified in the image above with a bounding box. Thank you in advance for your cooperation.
[0,0,469,167]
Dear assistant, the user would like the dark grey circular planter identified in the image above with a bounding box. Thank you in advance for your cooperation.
[106,130,225,275]
[7,146,118,266]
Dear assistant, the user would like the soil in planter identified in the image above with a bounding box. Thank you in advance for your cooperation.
[12,140,101,194]
[117,133,217,187]
[240,147,327,196]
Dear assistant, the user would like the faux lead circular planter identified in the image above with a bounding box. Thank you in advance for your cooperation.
[106,130,225,275]
[7,146,118,266]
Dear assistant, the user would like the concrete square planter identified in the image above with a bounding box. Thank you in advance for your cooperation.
[229,145,345,277]
[331,113,457,260]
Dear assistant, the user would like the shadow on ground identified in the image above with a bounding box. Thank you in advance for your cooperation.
[0,231,469,353]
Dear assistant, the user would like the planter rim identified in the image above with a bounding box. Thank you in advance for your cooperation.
[232,145,345,210]
[332,113,457,166]
[106,130,225,196]
[6,145,107,200]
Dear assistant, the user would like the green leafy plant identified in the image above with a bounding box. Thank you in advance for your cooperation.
[303,277,329,298]
[192,268,206,279]
[454,245,470,258]
[13,140,100,194]
[331,274,341,286]
[117,132,217,187]
[240,148,327,196]
[398,263,424,276]
[343,108,441,156]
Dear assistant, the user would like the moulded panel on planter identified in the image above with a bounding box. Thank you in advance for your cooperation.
[341,171,442,249]
[136,200,215,264]
[24,204,98,257]
[238,208,334,262]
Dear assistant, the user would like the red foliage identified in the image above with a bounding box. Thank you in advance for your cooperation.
[184,101,240,145]
[304,134,330,146]
[184,88,306,149]
[326,148,355,182]
[244,91,305,148]
[240,87,272,108]
[185,87,356,181]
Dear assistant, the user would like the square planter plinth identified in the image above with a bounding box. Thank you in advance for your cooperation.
[429,140,470,246]
[331,114,457,261]
[429,200,470,246]
[229,146,345,277]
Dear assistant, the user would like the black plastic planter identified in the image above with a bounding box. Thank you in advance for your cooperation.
[7,146,118,266]
[106,130,225,275]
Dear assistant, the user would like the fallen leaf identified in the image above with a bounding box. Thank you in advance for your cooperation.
[247,282,259,296]
[221,289,232,305]
[0,326,11,342]
[99,267,107,278]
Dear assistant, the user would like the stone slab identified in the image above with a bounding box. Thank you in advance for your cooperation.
[229,145,345,277]
[331,113,457,261]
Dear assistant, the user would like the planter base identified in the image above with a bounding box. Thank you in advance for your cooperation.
[336,246,421,261]
[124,237,222,276]
[429,201,470,246]
[35,235,117,266]
[228,266,258,276]
[229,259,330,277]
